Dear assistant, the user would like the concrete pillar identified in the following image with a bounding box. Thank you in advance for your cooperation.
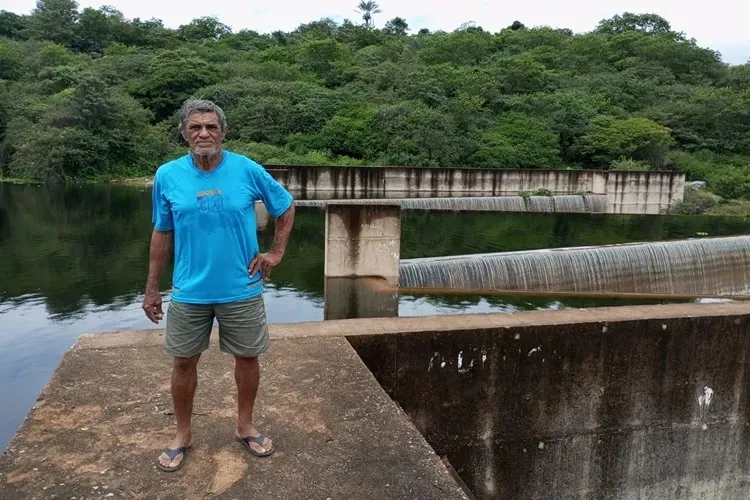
[324,203,401,320]
[324,203,401,285]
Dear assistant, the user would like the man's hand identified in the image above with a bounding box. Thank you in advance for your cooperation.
[249,250,283,281]
[142,290,164,324]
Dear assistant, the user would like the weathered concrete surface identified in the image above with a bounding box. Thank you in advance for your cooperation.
[606,170,686,214]
[348,302,750,499]
[269,165,685,214]
[0,335,467,500]
[324,203,401,286]
[324,277,399,321]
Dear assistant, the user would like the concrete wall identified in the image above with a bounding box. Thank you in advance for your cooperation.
[324,204,401,285]
[606,171,686,214]
[347,303,750,500]
[269,165,685,214]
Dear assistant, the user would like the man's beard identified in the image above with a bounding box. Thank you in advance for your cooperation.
[191,144,221,157]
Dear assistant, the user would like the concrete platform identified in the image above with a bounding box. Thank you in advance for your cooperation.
[0,334,467,499]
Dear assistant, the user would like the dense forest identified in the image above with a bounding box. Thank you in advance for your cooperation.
[0,1,749,200]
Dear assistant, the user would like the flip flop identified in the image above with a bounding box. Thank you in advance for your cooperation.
[236,434,275,457]
[156,446,191,472]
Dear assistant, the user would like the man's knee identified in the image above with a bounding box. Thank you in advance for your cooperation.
[235,355,258,365]
[173,355,200,374]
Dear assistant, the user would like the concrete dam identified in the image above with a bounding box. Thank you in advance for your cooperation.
[7,196,750,500]
[268,165,685,214]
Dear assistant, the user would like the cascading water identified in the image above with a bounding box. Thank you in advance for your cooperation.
[292,195,608,213]
[550,195,587,213]
[526,196,555,212]
[399,235,750,296]
[585,195,610,214]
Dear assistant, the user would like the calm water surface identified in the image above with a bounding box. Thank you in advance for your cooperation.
[1,183,748,450]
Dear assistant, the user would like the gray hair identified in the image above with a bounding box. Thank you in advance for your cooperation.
[178,99,228,133]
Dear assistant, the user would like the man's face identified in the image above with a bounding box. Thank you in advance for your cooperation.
[184,111,226,156]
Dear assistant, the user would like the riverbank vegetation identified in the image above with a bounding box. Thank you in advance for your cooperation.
[0,2,749,201]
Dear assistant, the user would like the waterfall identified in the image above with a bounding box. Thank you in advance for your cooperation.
[585,195,609,214]
[526,196,555,212]
[399,235,750,296]
[291,195,608,213]
[551,195,587,213]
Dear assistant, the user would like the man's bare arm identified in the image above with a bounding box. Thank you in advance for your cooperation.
[269,204,295,257]
[249,204,295,280]
[143,229,173,323]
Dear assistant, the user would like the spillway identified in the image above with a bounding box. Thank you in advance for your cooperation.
[292,195,608,213]
[399,235,750,296]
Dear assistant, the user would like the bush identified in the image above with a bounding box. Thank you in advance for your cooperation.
[667,188,720,215]
[669,151,750,200]
[609,157,652,171]
[519,188,553,197]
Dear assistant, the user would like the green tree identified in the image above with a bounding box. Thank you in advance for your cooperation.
[596,13,673,35]
[355,1,382,28]
[177,16,231,42]
[0,10,29,40]
[371,101,473,167]
[576,116,674,168]
[7,75,165,181]
[298,39,352,86]
[472,112,561,168]
[384,17,409,37]
[27,0,79,47]
[128,50,220,121]
[725,64,750,91]
[75,6,127,53]
[419,29,497,66]
[316,103,378,158]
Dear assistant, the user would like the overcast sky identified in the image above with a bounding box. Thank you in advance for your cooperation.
[5,0,749,64]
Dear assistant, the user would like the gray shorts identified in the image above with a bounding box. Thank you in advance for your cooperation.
[165,295,269,358]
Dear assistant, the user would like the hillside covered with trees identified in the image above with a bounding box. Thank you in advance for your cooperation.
[1,1,749,201]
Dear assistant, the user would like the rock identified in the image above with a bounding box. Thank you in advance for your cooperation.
[686,181,707,191]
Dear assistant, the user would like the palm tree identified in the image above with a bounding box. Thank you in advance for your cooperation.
[356,1,382,28]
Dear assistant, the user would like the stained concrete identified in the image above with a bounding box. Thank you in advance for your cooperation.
[324,203,401,286]
[347,302,750,499]
[0,335,467,500]
[269,165,685,214]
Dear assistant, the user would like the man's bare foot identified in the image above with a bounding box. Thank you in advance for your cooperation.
[235,426,274,457]
[157,432,192,471]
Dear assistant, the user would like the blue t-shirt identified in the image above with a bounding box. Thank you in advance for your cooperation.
[151,151,293,304]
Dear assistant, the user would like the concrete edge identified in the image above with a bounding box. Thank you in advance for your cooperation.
[74,302,750,350]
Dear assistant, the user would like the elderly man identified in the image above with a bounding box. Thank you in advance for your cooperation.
[142,99,295,472]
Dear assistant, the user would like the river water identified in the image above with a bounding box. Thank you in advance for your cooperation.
[1,182,748,450]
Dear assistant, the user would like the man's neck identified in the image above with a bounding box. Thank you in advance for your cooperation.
[191,149,223,172]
